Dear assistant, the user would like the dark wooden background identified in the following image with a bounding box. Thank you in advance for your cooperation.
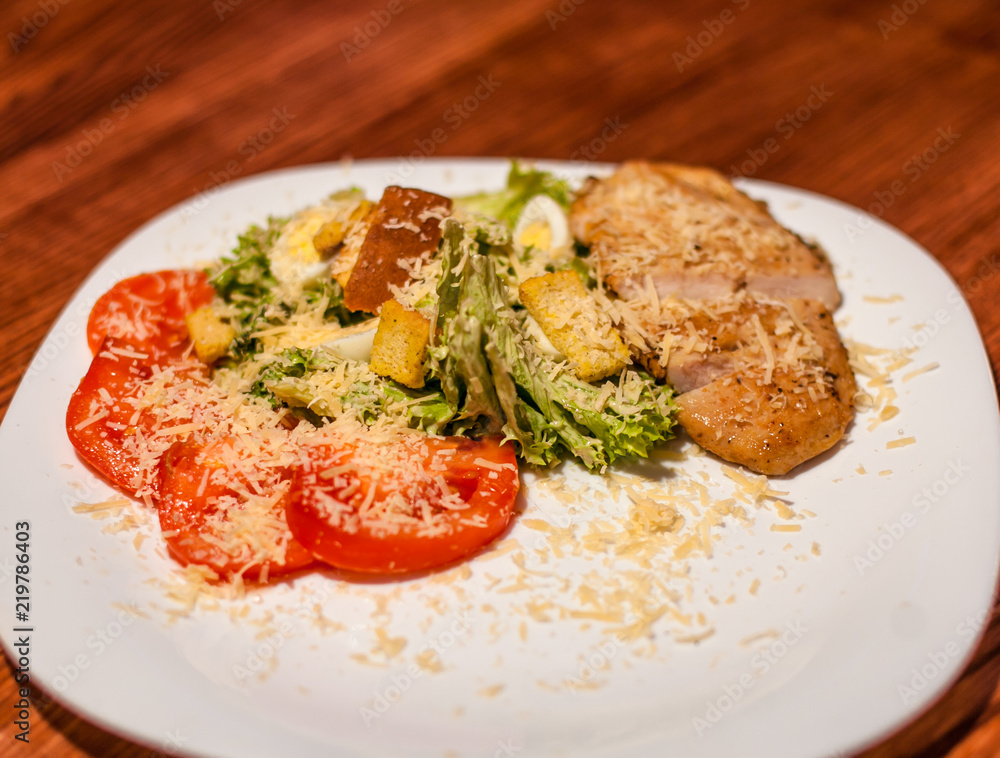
[1,0,999,755]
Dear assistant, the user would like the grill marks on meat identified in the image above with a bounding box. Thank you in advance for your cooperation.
[571,162,842,310]
[571,162,856,475]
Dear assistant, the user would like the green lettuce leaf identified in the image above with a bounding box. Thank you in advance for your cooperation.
[431,220,676,470]
[256,347,453,433]
[453,162,573,229]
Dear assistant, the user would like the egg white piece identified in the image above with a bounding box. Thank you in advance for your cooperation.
[322,321,378,363]
[512,195,574,278]
[269,203,340,288]
[521,313,564,360]
[514,195,571,254]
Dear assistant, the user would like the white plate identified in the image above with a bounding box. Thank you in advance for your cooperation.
[2,159,998,758]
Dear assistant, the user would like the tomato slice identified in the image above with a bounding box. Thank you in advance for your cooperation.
[287,435,519,574]
[158,439,315,579]
[86,270,215,359]
[66,337,190,496]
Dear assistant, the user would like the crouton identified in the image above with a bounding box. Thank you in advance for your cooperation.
[185,306,236,364]
[369,299,431,389]
[519,270,630,382]
[312,220,344,258]
[342,187,452,313]
[315,199,375,260]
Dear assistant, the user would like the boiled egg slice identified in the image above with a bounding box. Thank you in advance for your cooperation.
[512,195,573,262]
[322,320,378,363]
[269,205,336,288]
[522,313,563,360]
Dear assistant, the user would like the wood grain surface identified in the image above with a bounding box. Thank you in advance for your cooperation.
[1,0,999,755]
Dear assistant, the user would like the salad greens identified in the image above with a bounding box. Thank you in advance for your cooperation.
[430,219,673,469]
[208,217,366,362]
[209,217,284,303]
[453,162,573,228]
[204,164,676,471]
[253,347,454,433]
[208,217,285,361]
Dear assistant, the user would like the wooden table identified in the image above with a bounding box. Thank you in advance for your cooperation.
[2,0,998,754]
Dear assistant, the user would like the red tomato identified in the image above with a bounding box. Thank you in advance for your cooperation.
[86,270,215,359]
[66,337,194,496]
[158,439,315,579]
[287,435,519,574]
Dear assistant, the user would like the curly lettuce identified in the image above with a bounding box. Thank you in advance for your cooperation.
[453,162,573,229]
[429,220,675,470]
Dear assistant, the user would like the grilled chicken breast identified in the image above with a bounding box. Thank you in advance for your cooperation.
[571,161,842,310]
[669,298,856,475]
[571,162,856,475]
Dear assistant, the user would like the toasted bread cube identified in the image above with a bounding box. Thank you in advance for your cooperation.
[369,299,431,389]
[349,198,375,224]
[315,200,376,260]
[312,220,345,258]
[343,187,452,313]
[327,198,376,289]
[519,270,630,382]
[185,306,236,364]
